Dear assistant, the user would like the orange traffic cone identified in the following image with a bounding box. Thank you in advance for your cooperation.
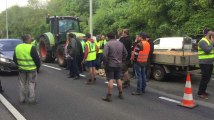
[179,72,197,108]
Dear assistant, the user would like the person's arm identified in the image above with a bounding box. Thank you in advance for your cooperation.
[82,45,89,63]
[133,43,143,61]
[30,47,41,69]
[122,44,128,61]
[13,51,18,65]
[78,41,83,57]
[103,43,109,66]
[198,40,214,53]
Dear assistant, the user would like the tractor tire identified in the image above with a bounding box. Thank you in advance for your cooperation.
[152,65,166,81]
[38,36,54,62]
[56,44,66,67]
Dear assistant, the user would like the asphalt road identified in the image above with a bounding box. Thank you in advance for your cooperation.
[0,63,214,120]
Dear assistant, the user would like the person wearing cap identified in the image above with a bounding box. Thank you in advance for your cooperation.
[131,32,150,95]
[197,30,214,99]
[82,33,99,84]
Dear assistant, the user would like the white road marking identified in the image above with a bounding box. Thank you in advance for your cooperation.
[43,64,62,70]
[211,78,214,81]
[0,94,26,120]
[159,96,181,104]
[79,74,86,77]
[105,81,117,86]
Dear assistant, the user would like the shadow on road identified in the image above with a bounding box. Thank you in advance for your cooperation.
[0,72,18,76]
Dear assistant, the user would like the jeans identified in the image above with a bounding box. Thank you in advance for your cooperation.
[96,53,103,69]
[19,71,37,102]
[198,64,213,95]
[134,63,146,93]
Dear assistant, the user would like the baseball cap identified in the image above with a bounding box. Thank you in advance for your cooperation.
[139,32,148,39]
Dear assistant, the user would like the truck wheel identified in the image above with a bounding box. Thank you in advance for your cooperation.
[56,45,66,67]
[152,65,165,81]
[39,36,54,62]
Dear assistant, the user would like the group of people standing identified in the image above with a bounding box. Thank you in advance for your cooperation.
[1,27,212,106]
[63,29,154,102]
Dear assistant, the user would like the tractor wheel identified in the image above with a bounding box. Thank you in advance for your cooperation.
[152,65,166,81]
[56,44,66,67]
[39,36,54,62]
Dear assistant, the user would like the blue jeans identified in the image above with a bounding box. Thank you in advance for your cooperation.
[134,63,146,93]
[96,53,103,69]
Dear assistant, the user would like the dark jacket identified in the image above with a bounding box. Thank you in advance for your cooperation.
[119,36,132,60]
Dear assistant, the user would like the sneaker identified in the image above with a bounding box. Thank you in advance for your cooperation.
[85,79,92,85]
[102,97,112,102]
[73,76,80,80]
[19,100,26,105]
[131,91,142,95]
[122,81,130,89]
[68,75,75,78]
[28,100,38,105]
[198,94,208,100]
[118,94,124,99]
[204,92,210,96]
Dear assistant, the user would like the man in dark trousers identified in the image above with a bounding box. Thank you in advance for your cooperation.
[67,33,82,80]
[131,32,150,95]
[13,34,40,104]
[197,30,214,99]
[0,80,3,93]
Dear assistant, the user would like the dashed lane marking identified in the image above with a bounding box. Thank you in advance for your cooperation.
[43,64,62,70]
[79,74,86,77]
[43,64,88,78]
[0,94,26,120]
[105,81,117,86]
[159,96,181,104]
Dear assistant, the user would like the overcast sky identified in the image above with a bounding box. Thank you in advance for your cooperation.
[0,0,47,13]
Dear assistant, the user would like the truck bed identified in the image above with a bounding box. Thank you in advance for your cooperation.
[153,51,198,66]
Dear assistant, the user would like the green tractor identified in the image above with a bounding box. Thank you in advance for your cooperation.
[37,16,85,66]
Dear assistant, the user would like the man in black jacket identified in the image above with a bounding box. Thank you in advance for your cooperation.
[119,29,132,88]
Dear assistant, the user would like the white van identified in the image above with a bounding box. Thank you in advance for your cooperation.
[153,37,194,51]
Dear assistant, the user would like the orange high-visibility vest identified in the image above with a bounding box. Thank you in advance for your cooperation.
[132,41,150,63]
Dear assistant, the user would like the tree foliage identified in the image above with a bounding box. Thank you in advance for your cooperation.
[0,0,214,39]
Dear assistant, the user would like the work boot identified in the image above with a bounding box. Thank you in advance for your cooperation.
[85,79,92,85]
[92,78,96,83]
[102,94,112,102]
[73,76,80,80]
[122,80,130,88]
[118,92,124,99]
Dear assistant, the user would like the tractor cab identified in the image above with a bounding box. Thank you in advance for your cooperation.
[47,16,81,44]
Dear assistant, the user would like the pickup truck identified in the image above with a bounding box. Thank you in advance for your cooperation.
[151,37,199,81]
